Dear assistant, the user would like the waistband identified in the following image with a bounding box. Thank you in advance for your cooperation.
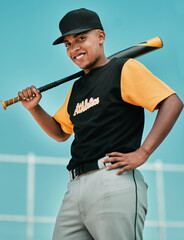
[69,156,112,181]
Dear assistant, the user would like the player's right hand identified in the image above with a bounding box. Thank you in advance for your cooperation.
[18,85,42,111]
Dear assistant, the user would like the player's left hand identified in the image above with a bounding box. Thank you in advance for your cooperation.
[104,148,149,175]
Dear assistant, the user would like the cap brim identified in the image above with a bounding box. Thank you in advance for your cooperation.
[52,27,99,45]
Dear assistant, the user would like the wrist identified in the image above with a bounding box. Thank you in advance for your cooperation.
[29,104,41,114]
[137,146,151,160]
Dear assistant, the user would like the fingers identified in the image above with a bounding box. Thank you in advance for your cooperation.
[105,161,130,175]
[104,152,125,164]
[18,86,40,101]
[104,152,124,162]
[106,152,124,157]
[106,161,131,175]
[105,161,127,170]
[104,151,133,175]
[116,166,130,175]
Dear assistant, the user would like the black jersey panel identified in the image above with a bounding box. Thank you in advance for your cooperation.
[67,58,144,170]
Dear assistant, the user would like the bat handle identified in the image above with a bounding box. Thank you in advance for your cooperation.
[1,96,22,110]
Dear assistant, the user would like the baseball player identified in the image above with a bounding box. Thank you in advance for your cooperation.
[18,8,183,240]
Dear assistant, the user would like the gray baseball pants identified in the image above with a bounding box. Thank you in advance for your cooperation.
[52,164,148,240]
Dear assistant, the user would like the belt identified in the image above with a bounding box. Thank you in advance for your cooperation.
[69,156,112,181]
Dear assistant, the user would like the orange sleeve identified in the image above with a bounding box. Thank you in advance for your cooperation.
[121,59,176,112]
[53,86,74,134]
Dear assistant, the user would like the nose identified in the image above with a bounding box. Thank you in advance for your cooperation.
[70,44,81,54]
[67,42,81,60]
[71,46,80,53]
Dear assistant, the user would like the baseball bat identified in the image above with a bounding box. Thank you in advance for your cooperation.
[1,36,163,110]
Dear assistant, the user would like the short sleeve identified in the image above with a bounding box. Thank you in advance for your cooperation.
[121,59,176,112]
[53,86,74,134]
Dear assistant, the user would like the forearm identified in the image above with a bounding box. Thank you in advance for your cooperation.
[140,94,183,157]
[29,104,70,142]
[104,94,183,174]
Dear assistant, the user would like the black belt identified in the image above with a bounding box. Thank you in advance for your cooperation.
[69,157,113,180]
[70,161,99,180]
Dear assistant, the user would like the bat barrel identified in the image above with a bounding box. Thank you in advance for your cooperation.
[141,36,163,48]
[108,36,163,60]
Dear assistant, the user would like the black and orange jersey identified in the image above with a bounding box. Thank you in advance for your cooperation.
[54,58,175,170]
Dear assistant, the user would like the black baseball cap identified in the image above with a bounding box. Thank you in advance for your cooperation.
[53,8,104,45]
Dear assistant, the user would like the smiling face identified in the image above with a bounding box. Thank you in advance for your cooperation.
[63,29,108,74]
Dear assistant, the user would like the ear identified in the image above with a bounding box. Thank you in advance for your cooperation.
[98,30,106,45]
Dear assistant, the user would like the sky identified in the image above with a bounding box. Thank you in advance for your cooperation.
[0,0,184,239]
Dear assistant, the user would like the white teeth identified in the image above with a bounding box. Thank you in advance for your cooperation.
[75,53,85,60]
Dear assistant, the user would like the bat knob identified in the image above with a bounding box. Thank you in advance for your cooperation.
[1,100,7,110]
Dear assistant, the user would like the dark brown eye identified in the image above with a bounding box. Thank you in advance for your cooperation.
[65,43,70,48]
[78,36,85,41]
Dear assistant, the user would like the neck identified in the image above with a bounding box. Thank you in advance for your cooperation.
[84,55,110,74]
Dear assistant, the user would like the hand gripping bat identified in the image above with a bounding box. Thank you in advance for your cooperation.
[1,36,163,110]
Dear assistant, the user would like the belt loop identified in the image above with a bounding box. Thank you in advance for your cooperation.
[97,156,109,169]
[69,170,74,181]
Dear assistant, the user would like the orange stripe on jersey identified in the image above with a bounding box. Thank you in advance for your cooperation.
[53,86,74,134]
[120,59,176,112]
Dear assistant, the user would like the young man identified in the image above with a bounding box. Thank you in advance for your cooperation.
[18,8,183,240]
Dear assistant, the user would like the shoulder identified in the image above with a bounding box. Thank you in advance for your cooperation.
[110,57,129,69]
